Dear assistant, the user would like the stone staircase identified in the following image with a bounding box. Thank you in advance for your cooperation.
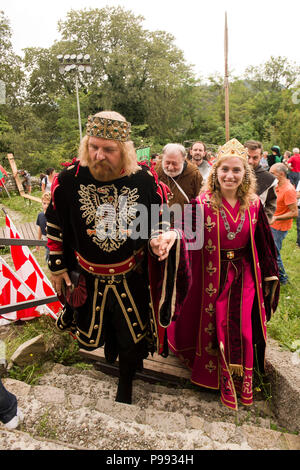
[1,362,300,451]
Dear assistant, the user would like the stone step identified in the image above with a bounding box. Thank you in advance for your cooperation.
[1,363,300,450]
[0,429,86,450]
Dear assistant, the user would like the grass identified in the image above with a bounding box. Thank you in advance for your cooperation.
[267,223,300,350]
[35,409,58,439]
[0,189,43,226]
[1,315,89,384]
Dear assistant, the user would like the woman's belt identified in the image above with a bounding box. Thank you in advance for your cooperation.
[74,247,145,276]
[220,246,250,261]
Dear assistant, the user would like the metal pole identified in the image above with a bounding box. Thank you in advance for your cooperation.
[224,12,230,141]
[75,76,82,141]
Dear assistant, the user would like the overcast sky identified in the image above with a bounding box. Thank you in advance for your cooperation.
[2,0,300,78]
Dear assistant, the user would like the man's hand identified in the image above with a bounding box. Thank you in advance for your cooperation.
[50,271,71,296]
[150,231,177,261]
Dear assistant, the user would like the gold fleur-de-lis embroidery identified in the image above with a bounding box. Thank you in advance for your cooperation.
[242,374,252,394]
[205,322,215,336]
[204,195,211,207]
[205,239,216,254]
[205,360,217,374]
[205,342,218,356]
[205,303,215,317]
[206,261,217,277]
[205,216,216,232]
[206,283,217,297]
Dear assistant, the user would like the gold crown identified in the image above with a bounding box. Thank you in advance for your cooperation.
[86,116,131,142]
[217,138,247,160]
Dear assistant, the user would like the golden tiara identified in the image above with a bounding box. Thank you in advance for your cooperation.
[217,138,247,160]
[86,115,131,142]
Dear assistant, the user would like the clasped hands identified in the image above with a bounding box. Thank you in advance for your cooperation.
[51,231,177,294]
[149,230,177,261]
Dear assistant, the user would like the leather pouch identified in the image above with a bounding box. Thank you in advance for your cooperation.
[60,271,88,309]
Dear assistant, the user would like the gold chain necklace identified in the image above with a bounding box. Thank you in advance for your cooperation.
[219,206,245,240]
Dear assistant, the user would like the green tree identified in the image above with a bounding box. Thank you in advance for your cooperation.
[56,7,193,139]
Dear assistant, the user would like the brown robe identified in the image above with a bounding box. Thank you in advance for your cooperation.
[155,161,203,209]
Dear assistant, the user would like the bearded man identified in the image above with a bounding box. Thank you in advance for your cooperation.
[190,141,211,182]
[155,143,203,210]
[244,140,277,223]
[46,111,190,404]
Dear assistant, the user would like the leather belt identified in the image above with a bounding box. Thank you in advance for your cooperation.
[75,246,145,276]
[220,246,249,261]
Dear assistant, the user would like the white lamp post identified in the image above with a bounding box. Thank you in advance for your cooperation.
[57,54,92,140]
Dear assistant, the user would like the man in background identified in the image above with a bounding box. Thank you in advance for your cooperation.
[18,169,32,194]
[190,141,211,182]
[36,192,51,261]
[269,163,298,285]
[267,145,282,168]
[155,143,202,210]
[287,147,300,188]
[244,140,277,223]
[296,179,300,249]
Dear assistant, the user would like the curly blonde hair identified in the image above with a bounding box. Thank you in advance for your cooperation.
[78,111,140,177]
[203,156,257,213]
[41,191,51,203]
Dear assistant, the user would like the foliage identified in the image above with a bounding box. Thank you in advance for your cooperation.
[1,7,300,174]
[267,224,300,350]
[8,363,43,385]
[0,189,42,226]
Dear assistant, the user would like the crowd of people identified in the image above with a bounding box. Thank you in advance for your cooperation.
[0,110,299,427]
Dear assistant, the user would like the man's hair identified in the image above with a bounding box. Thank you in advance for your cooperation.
[293,147,300,153]
[191,141,206,151]
[244,140,263,153]
[271,163,288,176]
[42,191,51,203]
[162,143,186,159]
[78,110,140,176]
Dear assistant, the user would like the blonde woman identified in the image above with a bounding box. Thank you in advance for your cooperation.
[151,138,280,410]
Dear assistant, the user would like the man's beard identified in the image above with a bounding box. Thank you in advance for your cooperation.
[88,158,123,182]
[163,163,184,178]
[193,157,203,167]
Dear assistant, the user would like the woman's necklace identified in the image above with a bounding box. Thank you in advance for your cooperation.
[219,206,246,240]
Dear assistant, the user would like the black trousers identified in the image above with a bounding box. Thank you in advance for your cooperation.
[0,378,17,424]
[102,287,148,372]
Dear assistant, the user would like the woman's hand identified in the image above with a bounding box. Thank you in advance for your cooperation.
[264,281,271,297]
[150,231,177,261]
[50,271,71,296]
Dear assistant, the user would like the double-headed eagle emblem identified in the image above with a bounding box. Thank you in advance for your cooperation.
[78,184,140,252]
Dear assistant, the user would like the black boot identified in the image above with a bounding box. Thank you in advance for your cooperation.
[115,352,136,404]
[115,376,133,404]
[104,337,119,364]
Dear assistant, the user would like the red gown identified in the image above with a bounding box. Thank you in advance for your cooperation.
[167,192,279,410]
